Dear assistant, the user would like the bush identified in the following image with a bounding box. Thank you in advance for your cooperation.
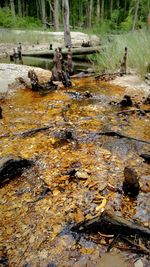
[0,7,42,29]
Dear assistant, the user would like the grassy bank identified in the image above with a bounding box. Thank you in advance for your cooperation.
[91,31,150,77]
[0,29,55,44]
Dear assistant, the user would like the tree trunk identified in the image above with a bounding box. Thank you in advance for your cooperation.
[41,0,46,24]
[96,0,100,23]
[22,0,25,16]
[110,0,113,18]
[88,0,93,29]
[18,0,22,17]
[5,0,9,7]
[10,0,15,19]
[148,12,150,30]
[36,0,40,19]
[54,0,59,31]
[101,0,104,22]
[132,0,140,31]
[25,0,29,16]
[62,0,72,48]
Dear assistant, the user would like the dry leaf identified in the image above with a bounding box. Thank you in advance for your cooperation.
[95,198,107,212]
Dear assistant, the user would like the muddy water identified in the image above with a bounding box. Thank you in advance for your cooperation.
[0,77,150,267]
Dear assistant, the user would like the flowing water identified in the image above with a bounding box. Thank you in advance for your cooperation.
[0,72,150,266]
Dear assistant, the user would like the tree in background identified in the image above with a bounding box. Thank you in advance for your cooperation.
[62,0,71,47]
[9,0,15,19]
[54,0,59,31]
[0,0,150,32]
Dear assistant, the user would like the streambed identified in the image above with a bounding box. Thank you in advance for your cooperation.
[0,75,150,266]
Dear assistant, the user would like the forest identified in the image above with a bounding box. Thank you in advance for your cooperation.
[0,0,149,32]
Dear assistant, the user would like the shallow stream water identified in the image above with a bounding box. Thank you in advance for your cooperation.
[0,71,150,266]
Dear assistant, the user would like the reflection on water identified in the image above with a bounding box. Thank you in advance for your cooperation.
[0,56,90,73]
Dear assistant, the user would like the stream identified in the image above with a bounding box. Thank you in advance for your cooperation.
[0,60,150,266]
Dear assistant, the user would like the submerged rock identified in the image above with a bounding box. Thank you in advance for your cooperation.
[119,95,133,107]
[0,156,33,186]
[123,166,140,197]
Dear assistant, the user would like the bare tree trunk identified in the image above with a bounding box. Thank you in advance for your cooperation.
[41,0,46,24]
[88,0,93,29]
[46,0,52,25]
[36,0,40,19]
[5,0,9,7]
[147,12,150,30]
[18,0,22,17]
[22,0,25,16]
[25,0,29,16]
[96,0,100,22]
[132,0,140,31]
[101,0,104,22]
[124,0,127,11]
[110,0,113,18]
[10,0,15,19]
[62,0,72,48]
[54,0,59,31]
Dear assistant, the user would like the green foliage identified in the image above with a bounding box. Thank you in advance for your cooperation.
[0,7,42,29]
[120,16,133,31]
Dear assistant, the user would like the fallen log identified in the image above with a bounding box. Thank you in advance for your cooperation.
[22,46,101,58]
[20,125,53,138]
[97,131,150,144]
[71,209,150,239]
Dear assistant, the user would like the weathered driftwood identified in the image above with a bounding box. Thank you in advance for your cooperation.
[97,131,150,144]
[20,125,53,138]
[0,156,33,186]
[71,209,150,239]
[22,46,101,58]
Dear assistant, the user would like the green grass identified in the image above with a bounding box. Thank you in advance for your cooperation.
[0,29,56,44]
[90,30,150,77]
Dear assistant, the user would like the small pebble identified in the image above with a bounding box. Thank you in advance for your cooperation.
[134,259,143,267]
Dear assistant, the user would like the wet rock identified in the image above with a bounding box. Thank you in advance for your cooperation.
[75,171,89,180]
[119,95,133,107]
[0,156,33,186]
[66,91,93,99]
[123,166,140,197]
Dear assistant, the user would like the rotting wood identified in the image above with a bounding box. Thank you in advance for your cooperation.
[97,131,150,144]
[71,209,150,239]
